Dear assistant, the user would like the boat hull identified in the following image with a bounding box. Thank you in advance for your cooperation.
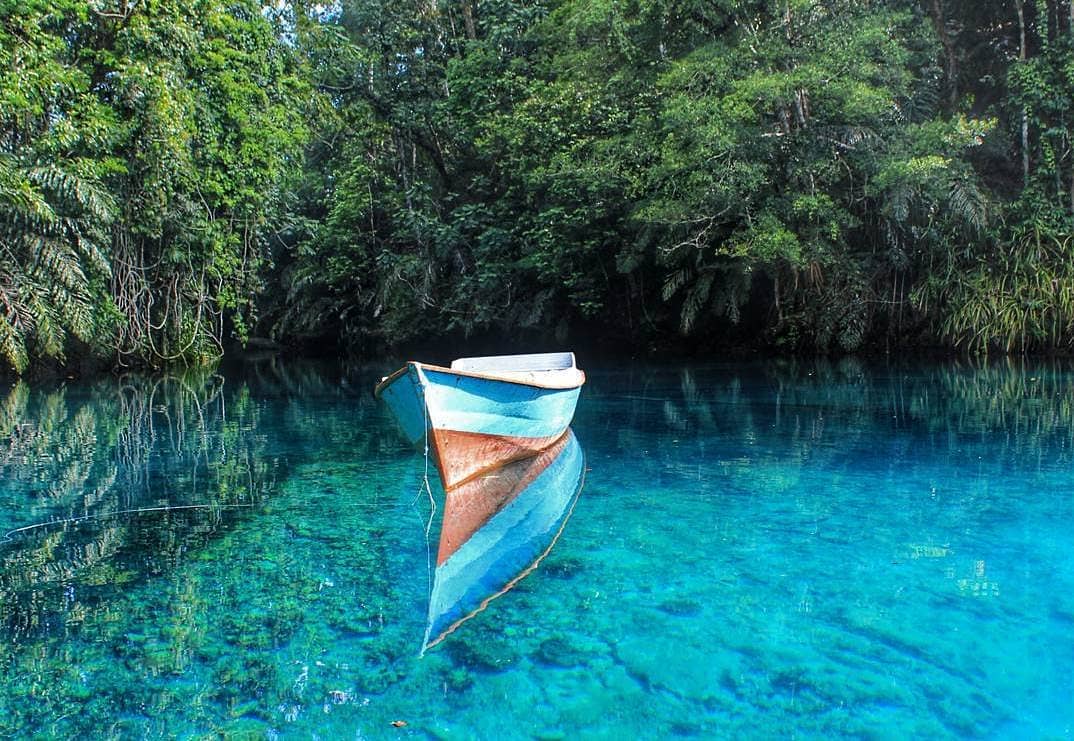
[376,362,583,488]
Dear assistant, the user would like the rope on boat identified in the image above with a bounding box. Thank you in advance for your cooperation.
[412,364,437,657]
[418,367,437,537]
[407,365,437,533]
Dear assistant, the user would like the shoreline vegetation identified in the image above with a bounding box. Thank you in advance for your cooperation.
[4,0,1074,376]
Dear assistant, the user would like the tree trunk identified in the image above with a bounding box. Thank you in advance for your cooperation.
[793,90,808,128]
[461,1,477,40]
[928,0,959,110]
[1016,0,1030,185]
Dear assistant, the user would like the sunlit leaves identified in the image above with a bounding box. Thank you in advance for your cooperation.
[0,0,310,373]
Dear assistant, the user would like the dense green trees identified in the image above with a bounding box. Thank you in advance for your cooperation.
[0,1,119,372]
[925,0,1074,351]
[105,0,307,366]
[1,0,306,373]
[4,0,1074,373]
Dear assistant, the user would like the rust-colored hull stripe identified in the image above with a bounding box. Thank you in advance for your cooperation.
[429,428,566,491]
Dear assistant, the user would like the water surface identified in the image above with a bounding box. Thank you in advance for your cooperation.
[1,358,1071,738]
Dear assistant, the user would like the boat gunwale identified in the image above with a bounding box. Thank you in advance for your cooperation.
[373,360,586,398]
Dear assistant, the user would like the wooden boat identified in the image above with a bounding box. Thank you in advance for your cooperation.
[374,352,585,489]
[422,428,585,652]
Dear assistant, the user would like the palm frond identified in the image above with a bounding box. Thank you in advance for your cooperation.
[662,266,693,301]
[0,156,116,372]
[0,313,29,374]
[947,177,987,233]
[680,270,715,333]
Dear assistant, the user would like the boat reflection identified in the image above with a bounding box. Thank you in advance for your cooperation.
[423,428,585,652]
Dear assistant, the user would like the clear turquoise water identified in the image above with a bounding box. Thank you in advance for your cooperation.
[1,358,1072,738]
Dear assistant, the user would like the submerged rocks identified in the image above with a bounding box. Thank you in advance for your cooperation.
[534,632,606,669]
[612,633,733,704]
[541,556,585,580]
[656,597,704,617]
[535,637,585,668]
[446,632,521,673]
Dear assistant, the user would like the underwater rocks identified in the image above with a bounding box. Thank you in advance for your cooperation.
[612,634,726,702]
[541,556,585,580]
[445,631,521,673]
[535,637,585,668]
[534,632,607,669]
[655,596,704,617]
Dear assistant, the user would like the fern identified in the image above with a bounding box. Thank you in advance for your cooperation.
[662,266,693,301]
[29,291,64,359]
[0,315,29,374]
[680,270,715,333]
[947,178,987,234]
[0,156,116,373]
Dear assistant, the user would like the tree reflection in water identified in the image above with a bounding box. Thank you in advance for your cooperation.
[0,369,278,640]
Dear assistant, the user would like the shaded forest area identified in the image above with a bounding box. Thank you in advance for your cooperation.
[3,0,1074,374]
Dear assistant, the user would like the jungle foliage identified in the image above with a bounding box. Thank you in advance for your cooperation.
[0,0,306,372]
[4,0,1074,372]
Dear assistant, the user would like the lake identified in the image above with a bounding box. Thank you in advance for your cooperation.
[1,358,1071,738]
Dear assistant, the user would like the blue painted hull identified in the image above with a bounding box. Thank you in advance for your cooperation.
[375,361,583,488]
[420,366,581,440]
[376,364,428,446]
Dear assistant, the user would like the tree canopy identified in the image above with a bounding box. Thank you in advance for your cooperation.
[3,0,1074,373]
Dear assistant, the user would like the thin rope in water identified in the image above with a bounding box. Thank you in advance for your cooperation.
[0,503,256,544]
[407,366,438,535]
[408,365,437,657]
[420,373,437,538]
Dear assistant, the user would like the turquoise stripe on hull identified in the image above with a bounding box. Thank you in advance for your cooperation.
[421,367,581,439]
[378,362,582,447]
[423,430,584,650]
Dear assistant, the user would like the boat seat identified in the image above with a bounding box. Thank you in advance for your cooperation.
[450,352,576,373]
